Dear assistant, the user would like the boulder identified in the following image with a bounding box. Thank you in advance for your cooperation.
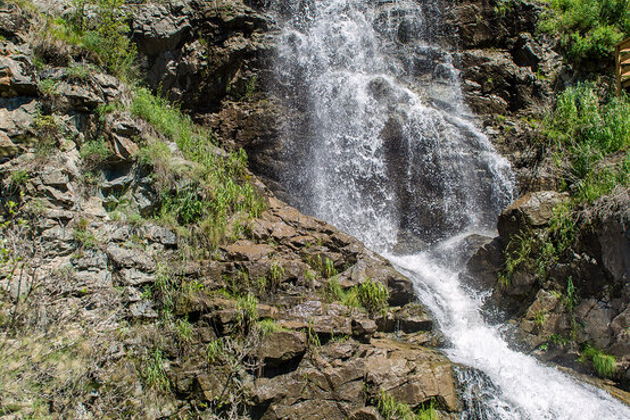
[498,191,568,240]
[258,331,307,367]
[0,54,37,97]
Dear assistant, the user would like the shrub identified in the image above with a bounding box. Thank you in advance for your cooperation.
[539,0,629,64]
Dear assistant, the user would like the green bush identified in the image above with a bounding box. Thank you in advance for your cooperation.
[539,0,630,64]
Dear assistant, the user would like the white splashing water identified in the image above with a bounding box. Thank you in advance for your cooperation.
[270,0,630,418]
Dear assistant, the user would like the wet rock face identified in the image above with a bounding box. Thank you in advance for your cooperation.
[465,187,630,387]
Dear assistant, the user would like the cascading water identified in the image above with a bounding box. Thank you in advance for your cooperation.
[269,0,630,418]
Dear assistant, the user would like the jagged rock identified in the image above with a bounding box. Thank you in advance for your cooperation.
[352,318,378,342]
[223,240,274,261]
[56,81,104,111]
[258,331,307,367]
[498,191,569,239]
[130,2,191,57]
[376,304,433,334]
[106,243,156,272]
[0,53,37,97]
[349,407,383,420]
[464,237,503,290]
[0,96,36,140]
[0,130,18,158]
[128,299,158,319]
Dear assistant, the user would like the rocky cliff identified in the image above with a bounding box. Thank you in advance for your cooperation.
[1,0,628,418]
[0,1,462,418]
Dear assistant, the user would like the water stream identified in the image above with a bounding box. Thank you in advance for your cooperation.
[269,0,630,418]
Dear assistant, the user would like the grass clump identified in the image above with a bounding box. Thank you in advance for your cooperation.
[256,319,287,336]
[326,277,390,316]
[80,137,111,166]
[580,344,617,378]
[236,293,258,331]
[357,279,390,316]
[539,0,630,65]
[376,391,439,420]
[73,218,97,249]
[143,348,170,391]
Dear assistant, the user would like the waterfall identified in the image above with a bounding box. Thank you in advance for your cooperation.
[270,0,630,418]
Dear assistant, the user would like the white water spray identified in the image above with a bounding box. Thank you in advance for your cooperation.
[271,0,630,418]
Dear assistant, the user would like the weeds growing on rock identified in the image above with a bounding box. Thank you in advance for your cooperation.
[376,390,439,420]
[80,137,111,167]
[579,344,617,378]
[143,348,170,391]
[357,279,390,316]
[131,88,265,251]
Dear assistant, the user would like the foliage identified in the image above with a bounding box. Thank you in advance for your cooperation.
[256,319,287,336]
[356,279,390,316]
[143,348,170,391]
[47,0,136,79]
[376,391,439,420]
[80,137,112,166]
[579,344,617,378]
[501,85,628,288]
[544,84,629,203]
[539,0,630,64]
[131,88,265,250]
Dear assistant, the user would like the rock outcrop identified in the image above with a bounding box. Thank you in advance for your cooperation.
[0,2,462,418]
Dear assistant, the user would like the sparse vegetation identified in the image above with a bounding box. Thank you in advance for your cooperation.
[80,137,112,166]
[131,87,265,251]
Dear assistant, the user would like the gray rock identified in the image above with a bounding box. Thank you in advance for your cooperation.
[0,54,38,97]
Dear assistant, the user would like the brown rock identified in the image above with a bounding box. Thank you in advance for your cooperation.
[258,331,307,367]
